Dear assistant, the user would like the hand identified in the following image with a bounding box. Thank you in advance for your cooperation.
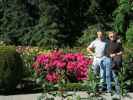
[110,53,116,58]
[91,53,96,57]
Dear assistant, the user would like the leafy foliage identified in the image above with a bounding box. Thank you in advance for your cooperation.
[126,22,133,43]
[0,46,24,91]
[0,0,119,48]
[78,25,97,47]
[113,0,133,40]
[0,0,34,45]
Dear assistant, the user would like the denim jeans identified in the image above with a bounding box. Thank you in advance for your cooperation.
[92,56,112,92]
[112,70,120,94]
[101,56,112,92]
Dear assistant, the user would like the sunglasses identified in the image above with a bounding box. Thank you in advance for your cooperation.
[109,35,115,38]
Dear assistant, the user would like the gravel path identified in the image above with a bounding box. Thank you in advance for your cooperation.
[0,92,133,100]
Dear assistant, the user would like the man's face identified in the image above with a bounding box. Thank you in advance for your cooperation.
[108,32,116,41]
[97,31,104,39]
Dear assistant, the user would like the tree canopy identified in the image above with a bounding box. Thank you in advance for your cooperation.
[0,0,132,48]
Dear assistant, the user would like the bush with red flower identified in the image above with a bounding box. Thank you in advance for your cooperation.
[32,50,92,87]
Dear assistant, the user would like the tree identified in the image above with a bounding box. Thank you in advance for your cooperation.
[113,0,132,40]
[0,0,35,45]
[29,0,118,48]
[0,0,121,47]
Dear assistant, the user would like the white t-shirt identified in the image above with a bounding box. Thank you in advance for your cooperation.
[88,38,108,58]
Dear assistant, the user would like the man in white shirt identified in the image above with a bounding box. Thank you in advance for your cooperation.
[87,31,112,92]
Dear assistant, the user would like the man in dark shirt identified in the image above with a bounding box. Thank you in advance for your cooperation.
[109,32,123,71]
[108,31,123,99]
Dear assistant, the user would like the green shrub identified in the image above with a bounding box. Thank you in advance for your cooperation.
[19,46,50,78]
[78,25,97,47]
[126,23,133,43]
[0,41,6,46]
[0,46,24,90]
[118,43,133,94]
[124,44,133,80]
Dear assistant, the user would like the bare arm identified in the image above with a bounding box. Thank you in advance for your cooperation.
[116,51,122,55]
[87,47,95,56]
[110,51,122,58]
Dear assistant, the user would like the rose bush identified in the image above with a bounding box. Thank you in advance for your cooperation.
[32,50,92,85]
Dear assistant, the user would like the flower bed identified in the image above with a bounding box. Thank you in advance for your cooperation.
[32,50,92,92]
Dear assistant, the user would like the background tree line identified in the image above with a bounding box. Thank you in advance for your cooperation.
[0,0,132,48]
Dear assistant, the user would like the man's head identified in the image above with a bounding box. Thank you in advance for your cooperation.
[97,31,104,40]
[108,31,117,41]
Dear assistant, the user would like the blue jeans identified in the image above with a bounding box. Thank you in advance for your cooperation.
[100,56,112,92]
[112,70,120,94]
[92,56,112,92]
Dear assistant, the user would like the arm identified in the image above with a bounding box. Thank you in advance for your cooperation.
[110,51,122,58]
[117,43,123,56]
[116,51,122,56]
[87,41,95,56]
[87,47,95,56]
[110,43,123,57]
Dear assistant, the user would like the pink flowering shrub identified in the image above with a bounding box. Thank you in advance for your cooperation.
[32,50,92,84]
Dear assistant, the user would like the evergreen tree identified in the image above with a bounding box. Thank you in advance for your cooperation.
[29,0,91,48]
[0,0,121,47]
[0,0,34,45]
[113,0,132,40]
